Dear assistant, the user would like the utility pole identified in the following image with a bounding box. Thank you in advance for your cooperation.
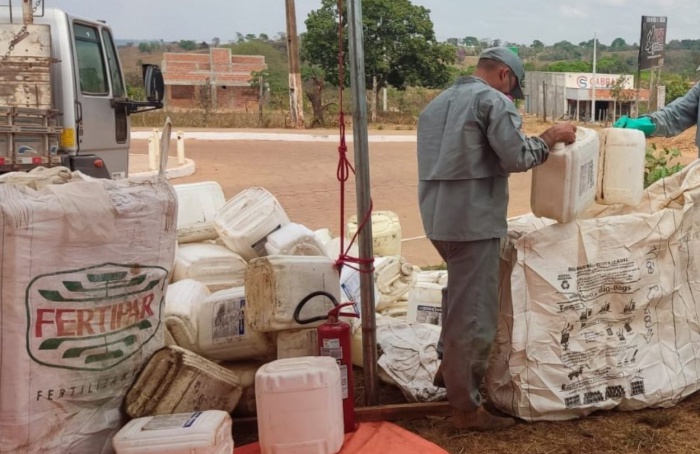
[591,31,597,122]
[285,0,305,128]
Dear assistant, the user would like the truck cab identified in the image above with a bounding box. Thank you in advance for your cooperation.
[0,3,163,178]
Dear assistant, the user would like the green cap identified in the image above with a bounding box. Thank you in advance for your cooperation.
[479,47,525,99]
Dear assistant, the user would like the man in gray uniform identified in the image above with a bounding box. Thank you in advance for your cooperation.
[615,78,700,157]
[417,47,577,431]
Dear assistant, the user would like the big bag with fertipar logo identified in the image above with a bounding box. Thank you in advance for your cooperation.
[0,123,177,453]
[488,160,700,421]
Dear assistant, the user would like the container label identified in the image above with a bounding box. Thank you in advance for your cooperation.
[579,159,595,196]
[321,338,343,359]
[142,412,202,431]
[339,364,349,399]
[341,271,362,317]
[26,263,167,371]
[416,305,442,326]
[212,297,245,343]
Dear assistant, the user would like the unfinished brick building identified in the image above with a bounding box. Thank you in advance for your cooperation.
[161,48,267,110]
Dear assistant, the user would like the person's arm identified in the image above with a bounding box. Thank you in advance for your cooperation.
[486,98,575,173]
[648,82,700,137]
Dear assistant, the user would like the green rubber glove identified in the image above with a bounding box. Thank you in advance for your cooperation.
[613,116,656,136]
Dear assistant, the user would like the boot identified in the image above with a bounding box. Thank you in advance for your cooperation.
[433,361,445,388]
[453,406,516,432]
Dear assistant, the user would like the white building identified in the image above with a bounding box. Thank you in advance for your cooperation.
[524,72,651,122]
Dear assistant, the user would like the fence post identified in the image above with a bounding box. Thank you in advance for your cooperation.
[177,131,185,165]
[542,81,547,122]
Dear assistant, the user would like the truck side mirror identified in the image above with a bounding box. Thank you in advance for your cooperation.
[142,64,164,103]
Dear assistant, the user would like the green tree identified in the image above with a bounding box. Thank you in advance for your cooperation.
[610,37,628,50]
[229,39,289,108]
[302,0,454,91]
[179,40,197,51]
[661,73,692,104]
[463,36,479,47]
[545,60,591,72]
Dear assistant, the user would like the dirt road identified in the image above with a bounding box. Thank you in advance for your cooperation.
[131,122,697,268]
[131,136,533,267]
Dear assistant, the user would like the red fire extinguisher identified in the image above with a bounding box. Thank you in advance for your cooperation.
[294,291,359,433]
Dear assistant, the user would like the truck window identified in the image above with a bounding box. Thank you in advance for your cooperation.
[74,23,108,95]
[101,29,125,98]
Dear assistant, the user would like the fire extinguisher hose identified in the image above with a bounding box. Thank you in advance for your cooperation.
[293,291,340,325]
[293,291,359,324]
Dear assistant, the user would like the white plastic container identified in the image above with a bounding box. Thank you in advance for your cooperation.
[338,265,380,332]
[325,236,359,260]
[221,361,265,416]
[164,279,211,352]
[416,270,448,286]
[256,357,344,454]
[314,228,334,246]
[596,128,646,206]
[347,210,402,256]
[214,187,290,261]
[197,286,275,361]
[112,410,234,454]
[374,256,418,311]
[174,181,226,244]
[125,346,243,418]
[531,127,599,223]
[173,242,247,292]
[246,255,341,332]
[407,282,443,326]
[265,222,327,256]
[276,329,319,359]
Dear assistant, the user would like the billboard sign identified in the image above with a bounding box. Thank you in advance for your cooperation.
[639,16,667,70]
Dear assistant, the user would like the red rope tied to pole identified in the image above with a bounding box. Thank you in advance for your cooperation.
[335,0,373,275]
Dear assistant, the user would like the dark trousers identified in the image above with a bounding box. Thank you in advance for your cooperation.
[431,238,500,411]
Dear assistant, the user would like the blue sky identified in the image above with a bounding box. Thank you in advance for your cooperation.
[45,0,698,46]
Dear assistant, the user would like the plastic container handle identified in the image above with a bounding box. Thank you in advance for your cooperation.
[551,142,566,152]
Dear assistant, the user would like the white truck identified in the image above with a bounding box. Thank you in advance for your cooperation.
[0,0,164,178]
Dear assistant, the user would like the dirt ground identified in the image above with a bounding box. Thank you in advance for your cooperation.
[132,118,700,453]
[132,118,697,270]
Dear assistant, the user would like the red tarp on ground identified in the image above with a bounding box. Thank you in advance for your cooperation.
[235,421,448,454]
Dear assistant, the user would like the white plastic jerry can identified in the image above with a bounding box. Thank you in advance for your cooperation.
[531,126,600,223]
[596,128,646,206]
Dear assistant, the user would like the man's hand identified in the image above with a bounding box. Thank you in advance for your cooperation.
[540,123,577,149]
[613,116,656,136]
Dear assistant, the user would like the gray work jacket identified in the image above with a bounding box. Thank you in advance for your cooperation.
[417,76,549,241]
[648,81,700,153]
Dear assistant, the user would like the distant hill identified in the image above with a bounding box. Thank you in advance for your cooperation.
[115,39,159,46]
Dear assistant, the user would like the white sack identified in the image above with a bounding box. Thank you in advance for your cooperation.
[488,161,700,421]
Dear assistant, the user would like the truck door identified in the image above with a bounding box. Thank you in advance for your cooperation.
[71,21,129,178]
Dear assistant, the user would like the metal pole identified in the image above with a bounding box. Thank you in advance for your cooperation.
[591,31,597,122]
[347,0,379,407]
[22,0,33,24]
[285,0,305,128]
